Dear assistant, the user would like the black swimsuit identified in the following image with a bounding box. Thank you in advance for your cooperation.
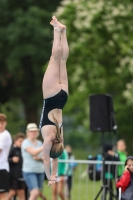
[39,90,68,130]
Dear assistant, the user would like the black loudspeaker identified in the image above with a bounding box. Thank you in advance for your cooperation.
[89,94,117,132]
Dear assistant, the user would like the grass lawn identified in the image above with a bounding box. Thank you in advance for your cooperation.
[42,164,103,200]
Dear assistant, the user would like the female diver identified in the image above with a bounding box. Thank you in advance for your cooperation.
[39,16,69,186]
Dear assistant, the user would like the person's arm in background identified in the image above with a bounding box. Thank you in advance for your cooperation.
[59,150,69,179]
[25,145,43,156]
[22,139,43,164]
[63,150,69,176]
[8,147,20,163]
[116,169,130,192]
[33,156,43,161]
[71,155,77,170]
[107,150,119,161]
[0,133,12,154]
[0,136,4,153]
[33,141,44,161]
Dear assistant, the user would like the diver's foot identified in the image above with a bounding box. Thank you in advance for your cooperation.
[50,16,66,31]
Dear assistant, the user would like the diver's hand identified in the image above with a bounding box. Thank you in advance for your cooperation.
[48,175,57,186]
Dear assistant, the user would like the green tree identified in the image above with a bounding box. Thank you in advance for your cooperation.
[0,0,62,124]
[54,0,133,151]
[0,101,25,134]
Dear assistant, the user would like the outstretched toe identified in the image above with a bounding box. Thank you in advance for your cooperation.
[52,16,57,21]
[50,20,54,26]
[51,16,66,31]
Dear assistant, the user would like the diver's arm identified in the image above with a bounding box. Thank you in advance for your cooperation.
[43,138,52,180]
[51,158,58,177]
[43,137,57,185]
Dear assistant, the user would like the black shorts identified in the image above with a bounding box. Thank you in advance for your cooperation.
[9,176,26,190]
[0,169,9,193]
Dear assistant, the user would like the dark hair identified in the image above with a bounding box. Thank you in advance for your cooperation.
[14,133,26,141]
[125,156,133,166]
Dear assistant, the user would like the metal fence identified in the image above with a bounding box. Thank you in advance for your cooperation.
[15,159,124,200]
[58,159,124,200]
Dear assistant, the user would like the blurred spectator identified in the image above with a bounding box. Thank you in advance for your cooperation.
[116,156,133,199]
[88,154,102,181]
[103,143,119,200]
[21,123,46,200]
[0,113,12,200]
[116,139,127,177]
[116,139,127,198]
[65,145,76,200]
[7,133,26,200]
[52,149,69,200]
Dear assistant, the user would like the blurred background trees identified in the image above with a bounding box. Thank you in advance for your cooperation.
[54,0,133,153]
[0,0,133,153]
[0,0,62,123]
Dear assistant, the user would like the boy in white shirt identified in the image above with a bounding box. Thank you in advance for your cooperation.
[0,113,12,200]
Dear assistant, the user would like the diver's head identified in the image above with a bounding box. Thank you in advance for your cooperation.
[50,142,64,159]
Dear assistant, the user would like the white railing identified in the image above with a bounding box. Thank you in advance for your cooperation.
[57,159,124,200]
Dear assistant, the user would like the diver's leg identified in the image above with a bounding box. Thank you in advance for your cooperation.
[42,22,63,99]
[50,16,69,94]
[59,28,69,93]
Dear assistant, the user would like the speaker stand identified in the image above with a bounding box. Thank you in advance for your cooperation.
[93,131,117,200]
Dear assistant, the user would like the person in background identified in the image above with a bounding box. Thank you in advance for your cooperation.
[52,148,69,200]
[65,145,76,200]
[0,113,12,200]
[116,139,127,198]
[103,143,119,200]
[7,133,26,200]
[116,139,127,177]
[116,156,133,199]
[39,16,69,186]
[21,123,46,200]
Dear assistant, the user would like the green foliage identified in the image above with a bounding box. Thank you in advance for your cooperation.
[1,0,133,151]
[54,0,133,152]
[64,130,90,148]
[0,0,62,122]
[0,100,25,135]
